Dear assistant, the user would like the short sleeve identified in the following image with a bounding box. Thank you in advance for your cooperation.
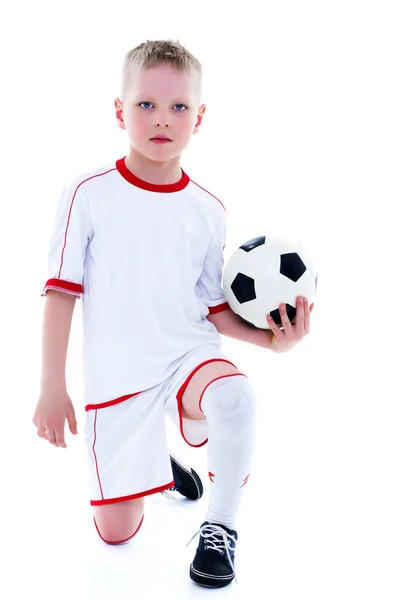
[42,180,93,298]
[195,211,230,316]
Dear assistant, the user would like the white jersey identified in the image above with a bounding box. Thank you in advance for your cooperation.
[42,157,229,409]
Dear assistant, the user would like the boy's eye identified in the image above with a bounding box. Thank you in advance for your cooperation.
[139,102,187,111]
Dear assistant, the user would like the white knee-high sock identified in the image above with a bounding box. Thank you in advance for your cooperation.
[200,375,256,529]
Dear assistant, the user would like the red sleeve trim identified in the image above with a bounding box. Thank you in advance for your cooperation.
[42,278,84,297]
[208,302,230,315]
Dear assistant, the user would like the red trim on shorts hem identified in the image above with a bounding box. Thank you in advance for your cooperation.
[198,372,248,414]
[85,391,141,411]
[208,302,230,315]
[94,514,145,545]
[176,358,239,448]
[90,481,175,506]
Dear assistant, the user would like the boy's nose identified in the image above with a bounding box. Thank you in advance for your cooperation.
[154,110,171,128]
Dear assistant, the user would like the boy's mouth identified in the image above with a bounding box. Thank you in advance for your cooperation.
[151,135,172,143]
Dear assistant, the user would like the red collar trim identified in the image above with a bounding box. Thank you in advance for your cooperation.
[116,157,190,193]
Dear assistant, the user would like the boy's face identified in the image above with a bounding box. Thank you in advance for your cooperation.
[115,64,206,162]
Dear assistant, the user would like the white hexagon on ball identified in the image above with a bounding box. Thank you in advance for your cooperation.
[222,236,318,330]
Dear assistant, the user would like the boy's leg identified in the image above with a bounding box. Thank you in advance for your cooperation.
[93,497,145,544]
[180,360,256,588]
[84,387,175,543]
[181,361,256,527]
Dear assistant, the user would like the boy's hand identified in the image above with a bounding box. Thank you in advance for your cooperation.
[32,392,78,448]
[265,296,314,353]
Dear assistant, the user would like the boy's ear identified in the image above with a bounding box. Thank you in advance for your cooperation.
[193,103,206,134]
[114,97,126,130]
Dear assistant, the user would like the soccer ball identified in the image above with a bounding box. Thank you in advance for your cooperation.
[222,235,318,329]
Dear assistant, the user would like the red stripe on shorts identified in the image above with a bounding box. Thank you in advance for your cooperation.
[92,410,104,501]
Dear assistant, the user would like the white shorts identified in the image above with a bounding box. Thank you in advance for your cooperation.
[83,343,241,506]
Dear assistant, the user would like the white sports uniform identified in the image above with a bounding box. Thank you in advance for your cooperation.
[42,157,241,505]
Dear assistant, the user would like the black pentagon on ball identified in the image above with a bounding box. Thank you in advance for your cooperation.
[270,304,296,326]
[231,273,256,304]
[239,236,266,252]
[280,253,306,282]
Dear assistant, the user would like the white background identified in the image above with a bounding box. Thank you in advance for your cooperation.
[1,1,399,598]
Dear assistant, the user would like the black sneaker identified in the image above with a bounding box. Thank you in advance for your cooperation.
[169,453,203,500]
[188,521,238,588]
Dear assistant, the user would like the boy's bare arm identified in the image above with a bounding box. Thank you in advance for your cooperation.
[33,290,78,448]
[41,290,77,392]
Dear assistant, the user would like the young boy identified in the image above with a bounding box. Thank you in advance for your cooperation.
[32,40,313,588]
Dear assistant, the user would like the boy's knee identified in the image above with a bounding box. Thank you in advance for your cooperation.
[202,375,256,429]
[94,513,144,545]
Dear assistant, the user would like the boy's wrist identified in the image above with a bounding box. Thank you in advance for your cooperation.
[40,377,67,395]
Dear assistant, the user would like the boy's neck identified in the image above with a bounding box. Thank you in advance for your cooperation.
[124,148,183,186]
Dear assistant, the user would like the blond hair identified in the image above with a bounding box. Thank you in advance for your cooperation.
[121,39,202,102]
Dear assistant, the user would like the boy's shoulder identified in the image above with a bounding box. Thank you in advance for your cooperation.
[63,159,118,192]
[187,172,226,215]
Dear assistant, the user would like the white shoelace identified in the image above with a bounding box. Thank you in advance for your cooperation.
[160,490,188,508]
[186,523,237,583]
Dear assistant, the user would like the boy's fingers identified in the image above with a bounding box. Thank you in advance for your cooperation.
[304,299,311,333]
[46,428,57,446]
[67,407,78,435]
[37,422,47,440]
[295,298,305,336]
[267,314,284,338]
[55,428,67,448]
[279,304,291,326]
